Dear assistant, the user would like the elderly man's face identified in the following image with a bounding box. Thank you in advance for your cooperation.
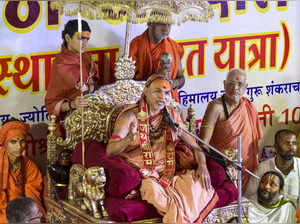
[257,174,281,204]
[145,79,171,112]
[275,133,297,161]
[150,23,171,43]
[224,71,247,104]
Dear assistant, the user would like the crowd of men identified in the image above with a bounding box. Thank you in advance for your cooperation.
[0,18,299,223]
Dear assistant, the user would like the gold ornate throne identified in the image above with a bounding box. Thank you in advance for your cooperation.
[46,55,249,223]
[45,55,196,223]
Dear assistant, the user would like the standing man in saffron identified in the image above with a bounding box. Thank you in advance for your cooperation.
[129,22,185,102]
[0,119,45,223]
[106,74,218,223]
[199,68,263,207]
[45,19,100,137]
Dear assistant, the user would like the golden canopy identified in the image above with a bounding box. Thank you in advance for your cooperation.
[50,0,214,25]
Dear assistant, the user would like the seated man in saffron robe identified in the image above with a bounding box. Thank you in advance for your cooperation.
[129,22,185,102]
[198,68,263,207]
[45,19,100,137]
[106,74,218,223]
[0,118,45,223]
[249,171,296,223]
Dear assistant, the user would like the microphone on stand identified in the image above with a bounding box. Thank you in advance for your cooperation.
[162,108,178,133]
[162,107,235,184]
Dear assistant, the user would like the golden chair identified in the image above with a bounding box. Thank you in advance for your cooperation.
[45,55,249,223]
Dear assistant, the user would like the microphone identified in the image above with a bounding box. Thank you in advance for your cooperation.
[162,108,178,133]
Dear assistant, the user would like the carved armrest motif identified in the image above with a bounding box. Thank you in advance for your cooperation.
[56,79,145,150]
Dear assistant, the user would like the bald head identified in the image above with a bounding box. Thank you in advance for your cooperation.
[226,68,247,82]
[223,68,248,104]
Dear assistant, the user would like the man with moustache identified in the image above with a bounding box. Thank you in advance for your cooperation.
[248,171,296,223]
[245,129,300,209]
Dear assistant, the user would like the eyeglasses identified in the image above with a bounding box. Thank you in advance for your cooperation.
[226,81,246,89]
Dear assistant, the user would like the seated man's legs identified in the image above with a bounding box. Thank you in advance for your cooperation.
[140,170,217,223]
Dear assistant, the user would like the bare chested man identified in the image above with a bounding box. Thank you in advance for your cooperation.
[198,68,263,207]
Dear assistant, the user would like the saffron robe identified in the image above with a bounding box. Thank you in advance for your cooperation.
[129,30,183,102]
[209,97,263,191]
[45,44,99,136]
[119,105,218,223]
[0,156,44,223]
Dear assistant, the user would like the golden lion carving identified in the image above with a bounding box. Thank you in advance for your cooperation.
[69,165,108,219]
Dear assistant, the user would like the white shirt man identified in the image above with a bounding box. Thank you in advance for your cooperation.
[245,129,299,209]
[248,171,296,223]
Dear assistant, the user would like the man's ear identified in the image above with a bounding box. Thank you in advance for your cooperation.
[65,34,71,42]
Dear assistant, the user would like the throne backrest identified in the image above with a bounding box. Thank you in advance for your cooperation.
[52,79,145,150]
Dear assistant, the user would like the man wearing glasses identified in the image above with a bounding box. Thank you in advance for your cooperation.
[198,68,263,207]
[6,197,43,223]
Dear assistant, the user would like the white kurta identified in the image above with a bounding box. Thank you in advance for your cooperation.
[245,157,300,208]
[249,198,296,224]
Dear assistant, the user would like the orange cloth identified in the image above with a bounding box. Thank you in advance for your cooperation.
[209,97,263,191]
[0,121,44,223]
[297,207,300,222]
[0,121,28,191]
[45,44,99,136]
[119,105,218,223]
[0,156,44,223]
[129,30,183,102]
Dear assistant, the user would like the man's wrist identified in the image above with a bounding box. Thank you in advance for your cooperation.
[68,101,75,110]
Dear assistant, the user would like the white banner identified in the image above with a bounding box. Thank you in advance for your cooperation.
[0,1,299,173]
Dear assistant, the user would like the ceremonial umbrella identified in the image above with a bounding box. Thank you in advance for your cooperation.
[51,0,214,56]
[50,0,214,166]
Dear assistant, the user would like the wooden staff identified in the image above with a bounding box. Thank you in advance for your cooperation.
[78,8,85,168]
